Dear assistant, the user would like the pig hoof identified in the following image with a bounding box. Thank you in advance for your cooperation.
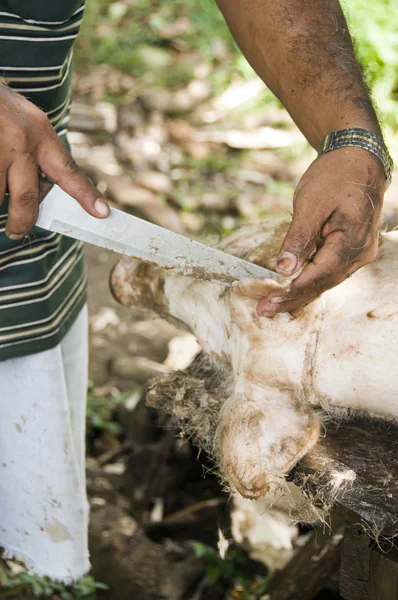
[229,465,287,500]
[110,257,168,314]
[215,395,320,499]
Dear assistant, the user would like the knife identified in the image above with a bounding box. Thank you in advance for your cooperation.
[36,185,281,285]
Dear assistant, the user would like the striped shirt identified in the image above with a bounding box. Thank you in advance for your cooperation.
[0,1,86,361]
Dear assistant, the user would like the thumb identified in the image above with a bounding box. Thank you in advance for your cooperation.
[276,216,318,276]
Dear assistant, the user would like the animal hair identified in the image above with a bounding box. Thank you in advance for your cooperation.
[146,351,233,454]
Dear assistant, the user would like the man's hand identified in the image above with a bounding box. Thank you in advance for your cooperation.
[257,148,386,316]
[216,0,388,312]
[0,83,109,240]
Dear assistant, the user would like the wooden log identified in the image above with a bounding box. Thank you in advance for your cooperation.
[264,513,345,600]
[340,523,398,600]
[293,418,398,537]
[340,524,372,600]
[369,544,398,599]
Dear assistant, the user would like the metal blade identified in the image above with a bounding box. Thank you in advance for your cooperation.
[36,185,281,285]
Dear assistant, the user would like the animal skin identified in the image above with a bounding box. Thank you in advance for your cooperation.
[110,222,398,504]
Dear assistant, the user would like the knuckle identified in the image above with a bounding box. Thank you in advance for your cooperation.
[17,189,38,208]
[312,270,336,293]
[63,156,81,177]
[339,246,358,265]
[38,111,50,127]
[12,128,29,150]
[20,149,36,167]
[315,280,336,296]
[365,232,378,249]
[314,279,330,294]
[357,231,376,249]
[363,244,378,264]
[350,235,378,267]
[31,105,51,129]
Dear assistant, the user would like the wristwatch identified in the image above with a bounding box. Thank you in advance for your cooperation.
[319,127,393,185]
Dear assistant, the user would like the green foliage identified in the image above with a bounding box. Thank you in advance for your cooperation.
[86,389,130,436]
[0,566,108,600]
[343,0,398,138]
[187,540,271,600]
[75,0,232,87]
[76,0,398,136]
[266,179,295,198]
[182,152,244,177]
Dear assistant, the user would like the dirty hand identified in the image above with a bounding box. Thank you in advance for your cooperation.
[0,83,109,240]
[257,147,386,316]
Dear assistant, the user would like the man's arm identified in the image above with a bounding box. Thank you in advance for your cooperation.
[216,0,387,314]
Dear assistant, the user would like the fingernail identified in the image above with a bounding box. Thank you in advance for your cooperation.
[277,252,298,275]
[94,198,110,217]
[6,232,24,240]
[260,312,275,319]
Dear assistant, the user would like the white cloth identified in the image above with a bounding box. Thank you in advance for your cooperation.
[0,305,90,583]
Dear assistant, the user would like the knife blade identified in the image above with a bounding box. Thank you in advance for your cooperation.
[36,185,281,285]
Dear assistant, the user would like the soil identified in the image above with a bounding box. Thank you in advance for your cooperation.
[85,243,230,600]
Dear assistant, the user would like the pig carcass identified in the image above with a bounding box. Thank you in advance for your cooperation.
[110,221,398,512]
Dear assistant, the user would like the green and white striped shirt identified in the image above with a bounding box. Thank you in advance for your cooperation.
[0,0,86,361]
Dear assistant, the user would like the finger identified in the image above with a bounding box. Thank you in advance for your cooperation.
[38,175,54,203]
[0,164,7,207]
[37,129,109,219]
[263,251,373,315]
[275,209,320,277]
[257,277,323,316]
[6,154,39,239]
[258,283,336,315]
[258,230,352,314]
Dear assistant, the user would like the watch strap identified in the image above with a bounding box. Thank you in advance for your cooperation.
[320,128,393,184]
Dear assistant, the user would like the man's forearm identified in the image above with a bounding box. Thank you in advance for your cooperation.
[216,0,381,149]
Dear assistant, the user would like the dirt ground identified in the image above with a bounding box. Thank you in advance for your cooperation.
[86,244,133,386]
[85,244,231,600]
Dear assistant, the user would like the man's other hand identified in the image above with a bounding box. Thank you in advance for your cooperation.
[0,84,109,240]
[257,147,386,316]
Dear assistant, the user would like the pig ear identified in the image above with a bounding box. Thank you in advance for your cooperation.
[232,277,291,300]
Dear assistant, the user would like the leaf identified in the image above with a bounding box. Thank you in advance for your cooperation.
[94,582,110,590]
[206,564,222,585]
[31,578,44,597]
[186,540,213,559]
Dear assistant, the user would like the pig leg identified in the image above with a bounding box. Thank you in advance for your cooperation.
[208,282,320,499]
[112,258,320,500]
[110,258,170,318]
[215,378,320,500]
[111,257,231,358]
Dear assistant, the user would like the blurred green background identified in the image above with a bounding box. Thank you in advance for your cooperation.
[75,0,398,145]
